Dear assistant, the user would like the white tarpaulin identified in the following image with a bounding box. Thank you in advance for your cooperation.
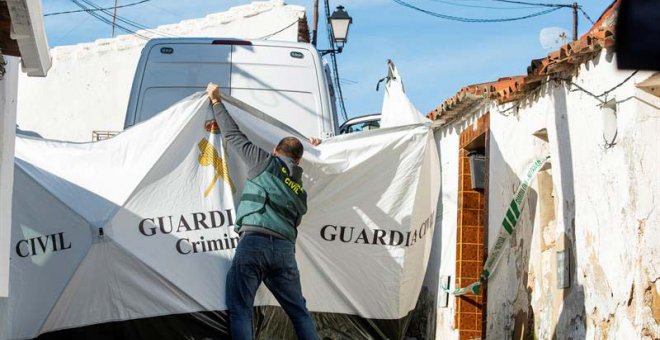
[8,92,439,339]
[380,60,430,128]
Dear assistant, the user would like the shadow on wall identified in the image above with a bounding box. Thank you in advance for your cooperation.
[488,135,539,339]
[486,80,586,339]
[551,73,586,340]
[16,126,42,138]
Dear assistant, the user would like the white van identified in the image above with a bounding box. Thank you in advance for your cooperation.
[124,38,338,138]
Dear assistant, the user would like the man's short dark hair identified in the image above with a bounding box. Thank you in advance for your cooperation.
[276,137,304,160]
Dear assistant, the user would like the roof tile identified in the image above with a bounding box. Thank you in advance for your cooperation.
[428,0,619,123]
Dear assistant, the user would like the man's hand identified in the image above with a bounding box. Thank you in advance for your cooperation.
[207,82,221,105]
[308,137,321,146]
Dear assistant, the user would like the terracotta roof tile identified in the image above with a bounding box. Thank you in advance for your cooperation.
[428,0,619,123]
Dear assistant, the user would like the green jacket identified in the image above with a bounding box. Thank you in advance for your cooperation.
[235,156,308,242]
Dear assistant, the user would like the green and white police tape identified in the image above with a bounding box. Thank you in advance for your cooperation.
[445,156,550,296]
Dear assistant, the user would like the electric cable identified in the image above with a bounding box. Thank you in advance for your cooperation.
[256,20,300,40]
[496,70,639,117]
[426,0,539,10]
[566,70,639,102]
[392,0,562,22]
[70,0,150,39]
[578,7,596,25]
[488,0,572,7]
[45,0,151,16]
[79,0,177,37]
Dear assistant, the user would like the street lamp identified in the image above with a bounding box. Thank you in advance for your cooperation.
[329,5,352,46]
[320,5,353,55]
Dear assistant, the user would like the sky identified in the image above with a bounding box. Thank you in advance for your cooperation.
[42,0,615,121]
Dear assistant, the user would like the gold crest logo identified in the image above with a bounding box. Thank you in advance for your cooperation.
[198,138,235,197]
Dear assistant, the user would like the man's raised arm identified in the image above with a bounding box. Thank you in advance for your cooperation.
[207,83,270,173]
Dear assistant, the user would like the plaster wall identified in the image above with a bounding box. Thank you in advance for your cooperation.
[430,50,659,339]
[16,1,304,142]
[432,111,488,340]
[485,81,557,340]
[484,51,660,339]
[0,56,20,340]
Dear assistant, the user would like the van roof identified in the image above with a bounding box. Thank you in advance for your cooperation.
[142,38,315,50]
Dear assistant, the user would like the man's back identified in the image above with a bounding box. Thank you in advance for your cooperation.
[208,83,319,340]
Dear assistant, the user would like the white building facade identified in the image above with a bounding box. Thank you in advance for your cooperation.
[428,6,660,339]
[0,0,51,338]
[16,0,308,142]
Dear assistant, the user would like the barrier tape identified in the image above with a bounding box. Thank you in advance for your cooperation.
[444,156,550,296]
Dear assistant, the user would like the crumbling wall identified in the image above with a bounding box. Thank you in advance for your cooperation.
[485,51,660,339]
[486,81,551,340]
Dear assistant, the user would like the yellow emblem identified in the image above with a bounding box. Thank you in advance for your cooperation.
[198,138,235,197]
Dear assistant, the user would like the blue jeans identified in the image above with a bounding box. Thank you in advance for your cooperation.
[226,233,319,340]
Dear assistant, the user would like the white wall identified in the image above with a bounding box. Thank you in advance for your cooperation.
[431,50,660,339]
[485,80,555,339]
[16,1,305,142]
[431,112,486,340]
[432,126,459,340]
[484,51,660,339]
[0,56,20,340]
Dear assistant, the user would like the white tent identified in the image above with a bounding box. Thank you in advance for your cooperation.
[8,93,439,339]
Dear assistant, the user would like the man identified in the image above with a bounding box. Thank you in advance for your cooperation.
[207,83,320,340]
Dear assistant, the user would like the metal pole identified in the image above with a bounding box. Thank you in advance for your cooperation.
[112,0,118,37]
[572,2,578,41]
[312,0,319,46]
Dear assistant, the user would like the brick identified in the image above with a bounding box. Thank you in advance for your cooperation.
[462,174,476,191]
[459,298,479,314]
[461,244,480,261]
[477,209,484,225]
[461,209,480,226]
[459,330,481,340]
[460,312,478,331]
[460,261,482,278]
[462,156,471,173]
[461,192,481,209]
[460,227,479,244]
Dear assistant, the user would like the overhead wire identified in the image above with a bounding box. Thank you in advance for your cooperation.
[69,0,178,39]
[426,0,540,10]
[78,0,178,38]
[567,70,639,102]
[392,0,562,22]
[45,0,151,16]
[496,70,640,117]
[488,0,572,7]
[256,20,300,40]
[578,7,596,25]
[70,0,151,39]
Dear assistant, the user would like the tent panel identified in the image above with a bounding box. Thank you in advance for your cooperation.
[9,168,93,339]
[39,240,208,335]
